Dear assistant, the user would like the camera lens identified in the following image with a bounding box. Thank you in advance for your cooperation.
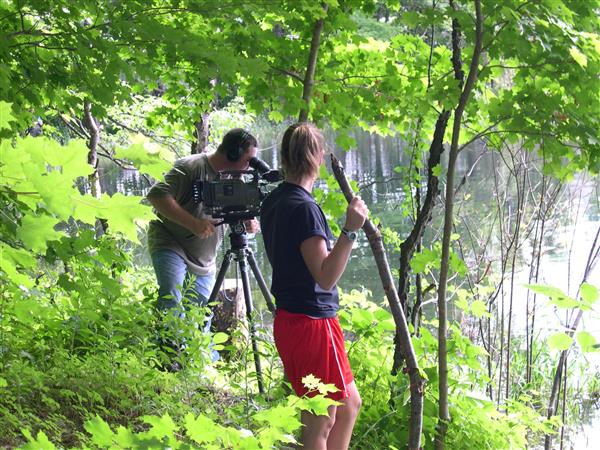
[249,157,271,174]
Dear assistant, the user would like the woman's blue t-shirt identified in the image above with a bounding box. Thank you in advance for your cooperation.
[259,182,339,318]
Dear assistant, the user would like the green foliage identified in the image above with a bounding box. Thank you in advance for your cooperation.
[525,282,600,353]
[20,430,57,450]
[114,135,174,180]
[338,290,556,450]
[0,127,153,269]
[547,332,573,351]
[78,406,299,450]
[0,100,16,130]
[1,1,599,448]
[410,239,467,277]
[314,167,357,235]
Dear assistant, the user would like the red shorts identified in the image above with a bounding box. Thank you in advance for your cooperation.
[273,308,353,401]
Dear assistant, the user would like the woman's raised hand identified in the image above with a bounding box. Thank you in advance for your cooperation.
[344,196,368,231]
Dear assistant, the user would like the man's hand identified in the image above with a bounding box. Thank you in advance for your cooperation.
[244,219,260,234]
[191,218,218,238]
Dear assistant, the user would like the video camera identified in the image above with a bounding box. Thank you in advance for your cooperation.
[192,157,281,223]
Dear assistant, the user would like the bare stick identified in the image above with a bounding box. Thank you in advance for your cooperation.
[330,154,424,450]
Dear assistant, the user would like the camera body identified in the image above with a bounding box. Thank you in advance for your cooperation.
[192,157,281,223]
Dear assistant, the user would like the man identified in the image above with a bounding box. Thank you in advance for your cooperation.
[146,128,259,366]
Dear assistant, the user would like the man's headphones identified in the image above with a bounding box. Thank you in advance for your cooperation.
[226,130,252,162]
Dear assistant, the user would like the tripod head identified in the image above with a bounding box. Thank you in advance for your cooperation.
[226,219,250,251]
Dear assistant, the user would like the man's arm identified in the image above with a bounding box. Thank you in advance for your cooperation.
[148,195,216,238]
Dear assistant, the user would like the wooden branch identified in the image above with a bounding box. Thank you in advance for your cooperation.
[330,154,424,450]
[436,1,483,448]
[454,147,488,196]
[298,3,328,122]
[450,0,465,88]
[271,66,304,82]
[397,109,450,357]
[457,116,510,152]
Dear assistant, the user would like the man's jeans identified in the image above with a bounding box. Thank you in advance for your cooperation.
[151,249,217,360]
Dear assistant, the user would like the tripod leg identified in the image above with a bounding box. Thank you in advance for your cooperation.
[246,250,275,313]
[239,256,265,394]
[208,251,234,304]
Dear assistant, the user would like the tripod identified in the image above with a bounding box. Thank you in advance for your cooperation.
[208,219,275,394]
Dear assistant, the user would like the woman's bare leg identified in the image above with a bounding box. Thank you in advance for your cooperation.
[326,382,361,450]
[301,405,337,450]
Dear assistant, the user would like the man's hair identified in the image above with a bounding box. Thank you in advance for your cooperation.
[217,128,257,161]
[281,122,324,180]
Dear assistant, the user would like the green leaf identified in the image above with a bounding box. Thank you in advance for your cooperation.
[20,430,57,450]
[470,300,489,318]
[0,101,16,131]
[253,405,302,433]
[580,283,598,306]
[402,11,421,27]
[0,243,36,288]
[268,110,284,122]
[184,413,220,445]
[96,272,122,297]
[449,251,467,276]
[455,297,469,312]
[114,135,174,180]
[569,47,588,67]
[410,248,438,274]
[335,131,356,151]
[352,308,374,328]
[576,331,598,353]
[143,413,178,440]
[114,426,136,448]
[52,140,95,181]
[84,415,115,447]
[94,193,154,243]
[17,214,64,253]
[432,163,442,177]
[547,332,573,351]
[72,195,104,225]
[212,332,229,344]
[524,284,580,308]
[301,395,338,416]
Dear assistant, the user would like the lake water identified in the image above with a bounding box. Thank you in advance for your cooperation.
[97,127,599,447]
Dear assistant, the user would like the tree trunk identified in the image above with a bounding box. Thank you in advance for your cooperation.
[83,101,108,234]
[211,279,248,359]
[298,4,328,122]
[330,155,424,450]
[191,112,211,154]
[435,1,483,448]
[83,101,102,199]
[506,161,526,401]
[396,110,450,368]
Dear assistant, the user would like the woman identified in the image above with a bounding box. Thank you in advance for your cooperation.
[260,123,368,450]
